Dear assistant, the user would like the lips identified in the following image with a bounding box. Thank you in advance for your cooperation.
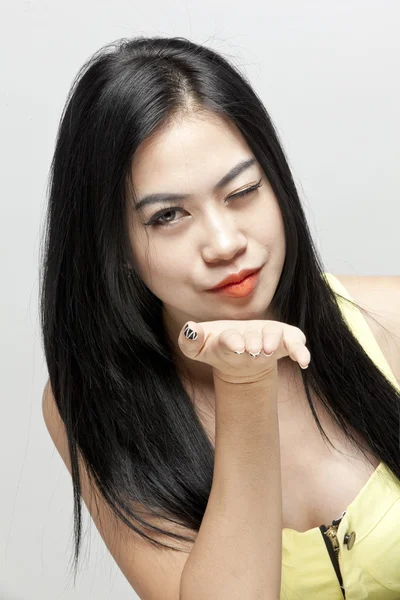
[209,267,261,290]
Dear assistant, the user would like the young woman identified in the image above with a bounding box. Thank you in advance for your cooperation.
[40,35,400,599]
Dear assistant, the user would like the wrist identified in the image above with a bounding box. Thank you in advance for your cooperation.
[212,364,277,386]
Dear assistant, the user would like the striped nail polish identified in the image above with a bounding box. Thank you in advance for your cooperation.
[184,324,198,341]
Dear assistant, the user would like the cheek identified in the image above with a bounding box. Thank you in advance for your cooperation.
[132,224,192,272]
[136,250,187,297]
[252,204,285,249]
[270,216,285,248]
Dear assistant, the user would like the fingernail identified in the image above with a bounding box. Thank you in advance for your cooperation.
[184,324,198,341]
[263,350,275,357]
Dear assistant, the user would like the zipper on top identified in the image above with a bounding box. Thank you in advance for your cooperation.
[319,511,346,598]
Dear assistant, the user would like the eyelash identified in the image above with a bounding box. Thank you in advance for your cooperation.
[144,179,264,228]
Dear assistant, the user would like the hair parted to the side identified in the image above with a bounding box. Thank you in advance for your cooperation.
[39,35,400,585]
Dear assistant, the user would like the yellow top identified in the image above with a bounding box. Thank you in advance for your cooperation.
[280,272,400,600]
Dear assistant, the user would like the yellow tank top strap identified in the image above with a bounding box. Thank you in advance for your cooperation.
[322,272,399,391]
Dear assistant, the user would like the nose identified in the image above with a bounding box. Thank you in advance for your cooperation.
[201,214,248,262]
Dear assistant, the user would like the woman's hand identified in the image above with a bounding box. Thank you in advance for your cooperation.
[178,319,310,384]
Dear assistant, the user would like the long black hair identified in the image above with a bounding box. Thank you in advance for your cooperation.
[39,35,400,584]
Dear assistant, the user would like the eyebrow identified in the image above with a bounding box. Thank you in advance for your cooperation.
[134,157,257,211]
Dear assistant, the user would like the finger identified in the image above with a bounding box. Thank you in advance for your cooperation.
[243,329,264,357]
[283,334,311,369]
[178,321,205,359]
[261,326,284,356]
[218,329,246,355]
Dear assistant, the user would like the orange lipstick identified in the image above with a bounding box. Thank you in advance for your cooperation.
[210,269,261,298]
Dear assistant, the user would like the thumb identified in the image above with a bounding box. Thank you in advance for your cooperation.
[178,321,205,358]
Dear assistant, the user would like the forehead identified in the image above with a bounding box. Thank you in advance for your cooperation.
[130,113,252,190]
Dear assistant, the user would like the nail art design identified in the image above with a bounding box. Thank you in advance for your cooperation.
[249,350,262,358]
[184,323,198,341]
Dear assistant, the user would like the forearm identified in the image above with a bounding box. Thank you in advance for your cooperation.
[180,369,282,599]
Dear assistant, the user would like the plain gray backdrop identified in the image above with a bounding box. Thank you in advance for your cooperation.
[1,0,399,598]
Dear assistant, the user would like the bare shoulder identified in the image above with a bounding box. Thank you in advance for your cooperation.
[333,274,400,385]
[42,380,193,599]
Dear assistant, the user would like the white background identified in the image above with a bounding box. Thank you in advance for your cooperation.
[1,0,399,598]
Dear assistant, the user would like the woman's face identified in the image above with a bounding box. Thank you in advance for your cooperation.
[128,111,286,353]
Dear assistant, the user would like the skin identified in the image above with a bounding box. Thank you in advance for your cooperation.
[126,111,390,531]
[127,110,288,396]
